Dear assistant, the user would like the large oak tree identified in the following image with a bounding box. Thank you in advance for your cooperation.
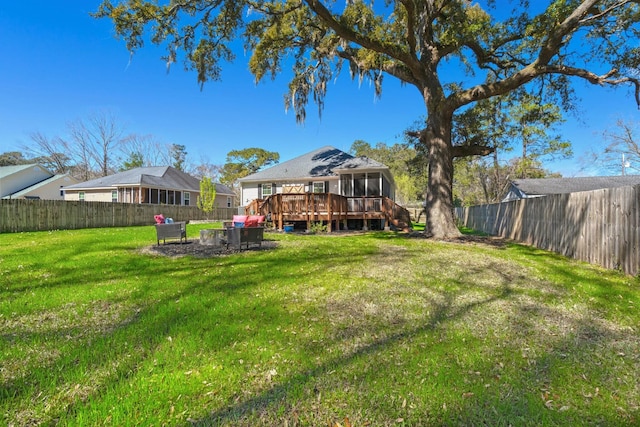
[95,0,640,238]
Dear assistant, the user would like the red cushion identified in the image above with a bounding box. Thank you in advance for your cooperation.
[244,217,259,227]
[248,215,265,224]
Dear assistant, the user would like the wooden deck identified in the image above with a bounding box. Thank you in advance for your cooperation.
[245,193,412,232]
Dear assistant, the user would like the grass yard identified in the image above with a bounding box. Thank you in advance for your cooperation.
[1,223,638,426]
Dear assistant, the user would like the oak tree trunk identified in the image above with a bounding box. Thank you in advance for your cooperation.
[423,113,461,239]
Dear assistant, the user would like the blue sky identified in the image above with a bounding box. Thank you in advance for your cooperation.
[1,0,638,176]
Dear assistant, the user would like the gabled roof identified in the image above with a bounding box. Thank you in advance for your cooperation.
[238,146,389,182]
[510,175,640,197]
[0,164,56,198]
[2,174,77,199]
[214,183,235,196]
[65,166,201,192]
[0,164,49,179]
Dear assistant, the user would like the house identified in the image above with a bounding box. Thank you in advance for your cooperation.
[239,146,411,231]
[212,182,237,209]
[502,175,640,202]
[0,164,78,200]
[64,166,235,208]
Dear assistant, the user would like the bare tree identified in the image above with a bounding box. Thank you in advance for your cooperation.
[64,111,129,178]
[191,155,222,181]
[603,119,640,175]
[119,133,173,168]
[582,118,640,176]
[24,132,72,174]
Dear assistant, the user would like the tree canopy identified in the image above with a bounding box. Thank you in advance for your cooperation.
[219,147,280,187]
[96,0,640,238]
[197,176,218,215]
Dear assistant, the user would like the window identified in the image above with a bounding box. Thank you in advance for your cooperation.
[184,192,190,206]
[312,182,325,193]
[354,174,366,197]
[227,196,232,208]
[261,183,272,197]
[340,175,353,197]
[79,192,85,201]
[367,173,381,196]
[111,190,118,203]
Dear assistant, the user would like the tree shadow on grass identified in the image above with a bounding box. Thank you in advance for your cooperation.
[1,238,370,425]
[2,232,638,426]
[189,253,638,426]
[190,265,518,425]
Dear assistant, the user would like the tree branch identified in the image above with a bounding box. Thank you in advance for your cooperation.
[540,65,640,107]
[303,0,416,69]
[579,0,636,24]
[399,0,418,58]
[336,50,419,86]
[451,144,495,158]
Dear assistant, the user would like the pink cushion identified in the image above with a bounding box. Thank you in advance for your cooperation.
[154,214,165,224]
[232,215,248,224]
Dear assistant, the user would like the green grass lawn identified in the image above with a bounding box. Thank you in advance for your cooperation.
[1,223,638,426]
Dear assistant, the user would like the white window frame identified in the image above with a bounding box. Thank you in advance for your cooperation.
[312,181,325,193]
[79,192,85,201]
[111,190,118,203]
[184,192,190,206]
[227,196,232,208]
[261,183,273,197]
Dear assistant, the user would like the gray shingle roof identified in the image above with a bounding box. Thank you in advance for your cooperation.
[65,166,201,192]
[238,146,388,182]
[0,164,46,179]
[512,175,640,196]
[215,183,235,195]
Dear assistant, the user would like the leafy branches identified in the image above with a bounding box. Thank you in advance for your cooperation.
[94,0,243,87]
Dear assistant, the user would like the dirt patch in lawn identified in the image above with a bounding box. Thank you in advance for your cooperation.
[404,231,508,248]
[139,239,278,258]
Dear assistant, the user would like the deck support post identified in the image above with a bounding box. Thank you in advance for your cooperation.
[306,193,311,231]
[278,194,283,230]
[327,193,333,232]
[362,196,368,230]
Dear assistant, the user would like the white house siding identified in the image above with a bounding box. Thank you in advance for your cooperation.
[64,189,113,202]
[241,185,260,207]
[241,178,349,207]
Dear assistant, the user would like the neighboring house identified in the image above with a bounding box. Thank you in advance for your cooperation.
[502,175,640,202]
[239,146,410,231]
[0,164,78,200]
[64,166,204,206]
[212,183,237,209]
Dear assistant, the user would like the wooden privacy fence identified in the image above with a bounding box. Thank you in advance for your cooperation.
[0,199,235,233]
[455,184,639,276]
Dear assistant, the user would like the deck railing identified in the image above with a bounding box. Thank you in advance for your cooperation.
[246,193,411,231]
